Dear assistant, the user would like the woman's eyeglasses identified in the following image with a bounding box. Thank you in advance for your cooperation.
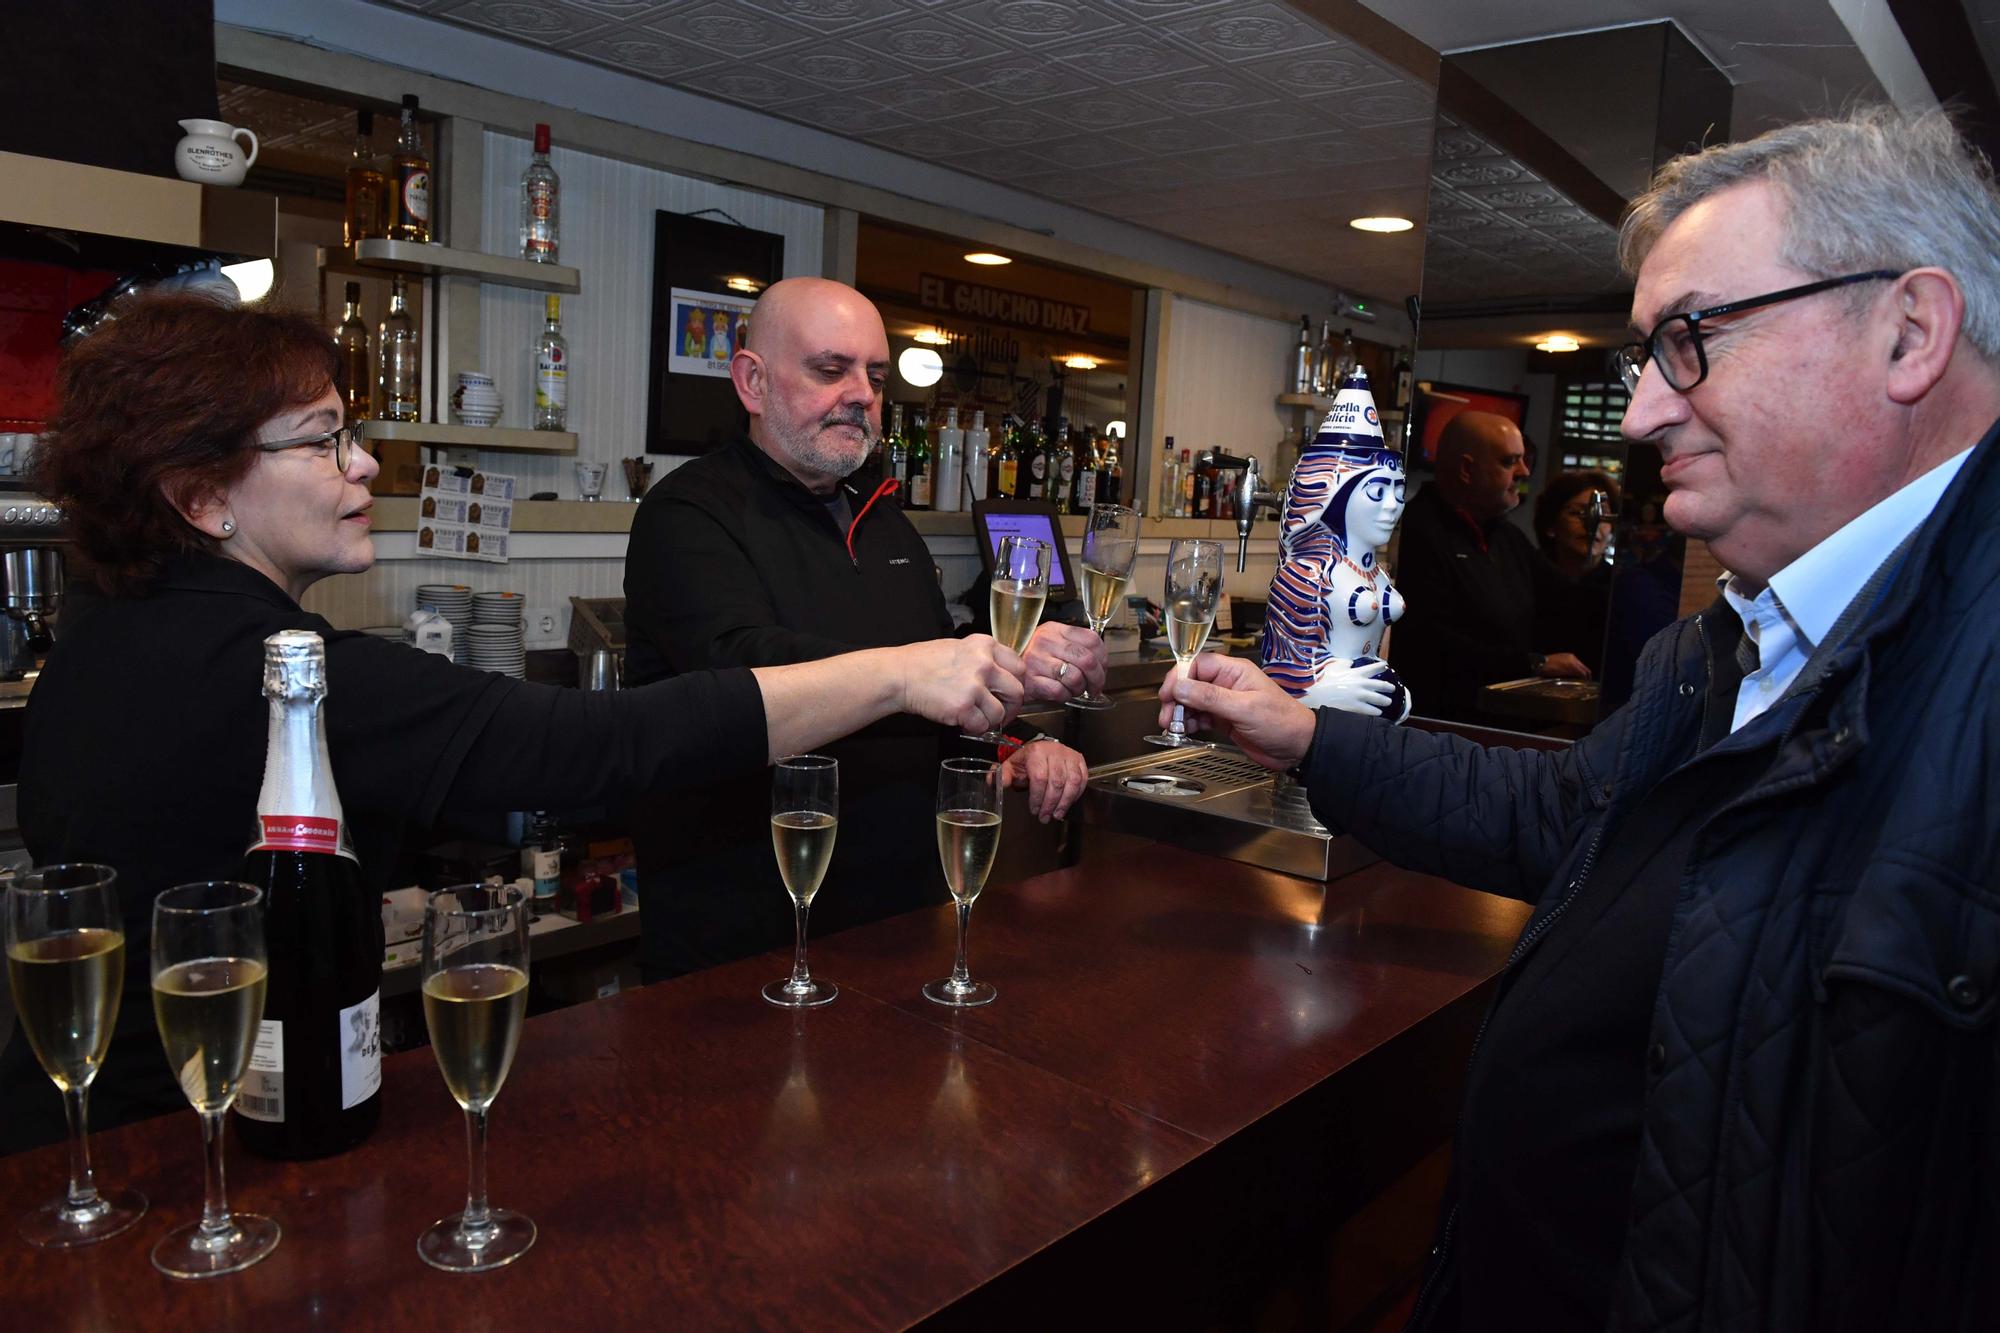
[257,422,365,473]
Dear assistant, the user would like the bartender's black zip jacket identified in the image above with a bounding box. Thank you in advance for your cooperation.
[624,436,1023,979]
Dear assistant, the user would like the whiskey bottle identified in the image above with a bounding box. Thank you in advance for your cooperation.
[390,94,431,244]
[378,275,419,422]
[333,282,371,422]
[342,110,386,248]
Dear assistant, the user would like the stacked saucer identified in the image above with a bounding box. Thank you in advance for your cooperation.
[467,590,525,678]
[414,584,472,662]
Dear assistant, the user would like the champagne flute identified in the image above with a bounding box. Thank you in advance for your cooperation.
[1144,538,1225,749]
[964,535,1051,744]
[149,882,278,1278]
[764,754,838,1009]
[419,884,534,1272]
[3,863,146,1248]
[924,758,1003,1008]
[1066,503,1140,711]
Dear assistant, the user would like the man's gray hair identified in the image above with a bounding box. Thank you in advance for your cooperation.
[1620,105,2000,358]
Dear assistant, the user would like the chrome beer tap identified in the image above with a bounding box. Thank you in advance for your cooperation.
[1195,450,1279,572]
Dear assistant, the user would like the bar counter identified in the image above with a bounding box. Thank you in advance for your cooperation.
[1,843,1529,1329]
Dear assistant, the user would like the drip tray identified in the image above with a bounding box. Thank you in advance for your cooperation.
[1081,745,1379,883]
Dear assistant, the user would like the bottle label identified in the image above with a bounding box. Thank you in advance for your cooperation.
[403,171,430,223]
[1077,471,1097,509]
[1031,455,1047,480]
[1060,455,1076,482]
[238,1020,285,1122]
[527,847,561,898]
[340,990,382,1110]
[254,814,341,856]
[536,357,567,410]
[998,461,1017,493]
[911,473,931,507]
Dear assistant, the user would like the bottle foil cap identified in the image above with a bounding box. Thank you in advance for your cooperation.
[263,630,328,700]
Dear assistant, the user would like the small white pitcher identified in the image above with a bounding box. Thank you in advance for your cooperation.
[174,119,259,186]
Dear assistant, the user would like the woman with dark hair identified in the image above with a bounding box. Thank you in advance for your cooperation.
[1532,469,1621,674]
[6,293,1029,1153]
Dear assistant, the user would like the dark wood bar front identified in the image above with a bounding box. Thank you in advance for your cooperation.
[0,845,1529,1330]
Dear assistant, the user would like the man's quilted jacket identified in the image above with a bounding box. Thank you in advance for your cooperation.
[1304,420,2000,1331]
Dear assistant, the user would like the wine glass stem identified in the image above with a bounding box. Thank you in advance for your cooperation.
[460,1106,493,1241]
[949,900,973,990]
[1169,658,1191,737]
[59,1085,103,1217]
[196,1108,233,1239]
[788,898,812,989]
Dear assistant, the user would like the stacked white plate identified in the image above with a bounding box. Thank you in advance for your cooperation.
[472,590,524,627]
[464,624,526,678]
[414,584,472,662]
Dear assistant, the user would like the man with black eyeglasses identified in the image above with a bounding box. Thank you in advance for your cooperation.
[1155,106,2000,1330]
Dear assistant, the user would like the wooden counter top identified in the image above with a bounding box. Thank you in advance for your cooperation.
[0,845,1528,1329]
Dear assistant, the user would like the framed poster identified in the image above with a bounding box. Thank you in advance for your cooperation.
[645,210,785,457]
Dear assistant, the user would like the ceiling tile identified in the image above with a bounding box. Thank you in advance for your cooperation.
[1159,2,1338,64]
[1103,119,1244,157]
[1031,86,1174,132]
[761,40,887,92]
[1036,134,1148,169]
[734,0,916,32]
[564,32,726,78]
[1120,66,1278,115]
[432,0,608,44]
[1237,47,1407,97]
[933,106,1072,147]
[1050,33,1206,86]
[871,20,1011,68]
[862,83,1003,119]
[1195,103,1343,145]
[942,55,1103,103]
[861,122,994,157]
[642,1,819,54]
[774,96,911,135]
[943,0,1124,50]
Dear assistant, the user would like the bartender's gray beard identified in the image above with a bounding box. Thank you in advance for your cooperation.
[774,414,876,480]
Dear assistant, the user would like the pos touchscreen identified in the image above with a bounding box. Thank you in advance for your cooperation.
[970,498,1075,602]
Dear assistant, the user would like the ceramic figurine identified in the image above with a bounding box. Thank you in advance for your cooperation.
[1262,366,1413,722]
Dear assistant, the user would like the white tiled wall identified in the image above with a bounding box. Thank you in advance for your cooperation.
[1161,297,1298,482]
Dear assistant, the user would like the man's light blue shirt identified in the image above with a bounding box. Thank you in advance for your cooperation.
[1720,447,1974,732]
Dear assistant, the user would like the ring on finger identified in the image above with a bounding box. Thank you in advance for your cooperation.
[1056,661,1071,681]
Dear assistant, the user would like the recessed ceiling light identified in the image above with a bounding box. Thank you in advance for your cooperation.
[1064,355,1097,370]
[1348,216,1414,233]
[913,329,951,345]
[1535,334,1582,353]
[963,251,1012,266]
[898,346,943,387]
[723,276,762,293]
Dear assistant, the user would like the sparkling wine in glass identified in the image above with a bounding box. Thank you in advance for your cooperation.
[1066,503,1140,711]
[4,863,146,1248]
[1144,538,1225,748]
[924,758,1003,1008]
[965,535,1051,744]
[764,754,838,1008]
[419,883,534,1273]
[150,881,279,1278]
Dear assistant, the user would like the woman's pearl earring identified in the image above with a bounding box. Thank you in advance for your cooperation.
[221,520,235,535]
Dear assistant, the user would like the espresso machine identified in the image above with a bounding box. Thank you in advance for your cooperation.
[0,493,67,681]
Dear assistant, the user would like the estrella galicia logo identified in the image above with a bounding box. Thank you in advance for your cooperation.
[1365,406,1379,426]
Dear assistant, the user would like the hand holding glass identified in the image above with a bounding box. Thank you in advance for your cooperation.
[149,881,278,1278]
[924,759,1003,1008]
[1067,504,1140,711]
[966,536,1050,743]
[4,863,146,1247]
[765,754,838,1008]
[419,883,534,1272]
[1144,538,1225,748]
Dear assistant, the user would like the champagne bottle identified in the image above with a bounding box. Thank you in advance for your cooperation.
[390,94,431,244]
[1024,424,1047,500]
[342,110,386,248]
[235,631,383,1159]
[1073,430,1099,514]
[378,275,419,422]
[519,123,560,263]
[333,282,371,423]
[1291,316,1314,394]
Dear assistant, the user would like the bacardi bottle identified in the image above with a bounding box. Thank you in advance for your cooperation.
[535,295,568,431]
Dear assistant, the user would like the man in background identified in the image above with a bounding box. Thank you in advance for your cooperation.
[1390,409,1591,721]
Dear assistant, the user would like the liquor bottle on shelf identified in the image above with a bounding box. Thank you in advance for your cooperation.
[995,417,1019,500]
[520,122,560,263]
[934,406,963,513]
[390,93,431,244]
[1180,447,1196,517]
[1105,440,1123,507]
[1194,453,1213,517]
[1334,327,1359,388]
[966,409,990,503]
[333,282,371,422]
[1312,317,1334,394]
[1072,430,1099,515]
[534,295,568,431]
[377,275,419,422]
[522,811,561,915]
[342,110,385,248]
[1291,316,1314,394]
[907,409,932,510]
[886,404,909,502]
[1159,436,1179,516]
[1023,424,1048,500]
[235,631,382,1160]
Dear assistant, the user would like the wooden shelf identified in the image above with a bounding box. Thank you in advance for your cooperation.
[365,420,577,454]
[350,239,580,293]
[1277,392,1335,411]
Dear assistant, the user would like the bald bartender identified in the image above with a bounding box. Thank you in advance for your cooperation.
[1390,411,1592,722]
[624,278,1103,981]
